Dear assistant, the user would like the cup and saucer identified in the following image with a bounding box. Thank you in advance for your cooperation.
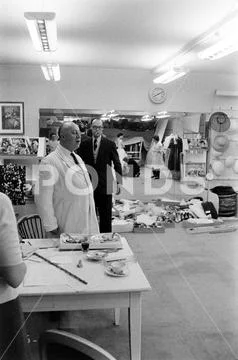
[105,261,129,277]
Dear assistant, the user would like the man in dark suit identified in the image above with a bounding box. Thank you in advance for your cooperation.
[78,119,122,233]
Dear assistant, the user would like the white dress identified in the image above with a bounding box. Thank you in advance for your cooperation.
[146,140,164,169]
[116,140,129,175]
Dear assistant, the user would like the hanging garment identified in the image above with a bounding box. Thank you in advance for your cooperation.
[167,136,183,179]
[146,141,164,168]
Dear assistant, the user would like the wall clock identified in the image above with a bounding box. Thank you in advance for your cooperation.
[209,112,231,132]
[148,87,166,104]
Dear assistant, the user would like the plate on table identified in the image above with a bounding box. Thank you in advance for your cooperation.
[61,233,87,243]
[59,232,122,251]
[86,251,107,261]
[90,232,121,243]
[105,262,129,277]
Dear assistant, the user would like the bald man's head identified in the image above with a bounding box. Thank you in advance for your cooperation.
[59,121,81,151]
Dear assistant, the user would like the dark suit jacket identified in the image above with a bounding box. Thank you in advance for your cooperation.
[78,136,122,194]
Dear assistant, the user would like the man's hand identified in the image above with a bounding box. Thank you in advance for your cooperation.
[116,183,121,195]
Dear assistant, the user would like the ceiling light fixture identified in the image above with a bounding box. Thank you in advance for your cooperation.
[153,68,188,84]
[24,12,57,52]
[41,64,61,81]
[153,9,238,79]
[156,111,171,119]
[198,39,238,60]
[141,114,153,122]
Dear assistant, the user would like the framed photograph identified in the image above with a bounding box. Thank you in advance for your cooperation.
[0,102,24,135]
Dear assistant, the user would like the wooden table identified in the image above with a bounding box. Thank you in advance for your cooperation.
[20,237,151,360]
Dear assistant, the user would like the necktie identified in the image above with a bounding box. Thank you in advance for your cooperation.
[70,152,79,165]
[93,138,97,151]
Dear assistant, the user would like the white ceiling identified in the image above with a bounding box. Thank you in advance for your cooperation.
[1,0,238,75]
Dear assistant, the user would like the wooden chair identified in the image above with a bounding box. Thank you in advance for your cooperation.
[39,329,117,360]
[18,214,45,239]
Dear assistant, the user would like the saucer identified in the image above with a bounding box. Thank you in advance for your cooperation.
[86,251,106,261]
[105,266,129,277]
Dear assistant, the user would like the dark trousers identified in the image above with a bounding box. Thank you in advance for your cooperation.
[127,159,140,177]
[152,169,160,179]
[0,297,31,360]
[94,192,112,233]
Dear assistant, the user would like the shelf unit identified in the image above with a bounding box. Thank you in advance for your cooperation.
[181,147,207,180]
[124,142,142,161]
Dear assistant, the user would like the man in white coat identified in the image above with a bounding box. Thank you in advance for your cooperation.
[35,121,99,238]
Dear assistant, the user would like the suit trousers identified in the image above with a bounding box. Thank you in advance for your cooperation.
[94,192,112,233]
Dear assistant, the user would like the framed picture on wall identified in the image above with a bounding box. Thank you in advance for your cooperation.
[0,102,24,135]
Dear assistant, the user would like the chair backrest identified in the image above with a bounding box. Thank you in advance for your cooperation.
[39,330,117,360]
[18,214,45,239]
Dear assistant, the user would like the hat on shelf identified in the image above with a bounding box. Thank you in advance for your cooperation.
[212,134,229,153]
[225,156,235,168]
[233,160,238,174]
[211,160,225,176]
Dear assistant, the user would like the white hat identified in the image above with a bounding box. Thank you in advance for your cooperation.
[211,160,225,176]
[225,156,235,168]
[212,135,229,153]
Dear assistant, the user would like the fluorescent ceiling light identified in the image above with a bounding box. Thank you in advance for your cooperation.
[41,64,61,81]
[24,12,57,52]
[100,116,109,121]
[156,111,171,119]
[153,68,188,84]
[141,114,153,122]
[198,39,238,60]
[101,110,119,119]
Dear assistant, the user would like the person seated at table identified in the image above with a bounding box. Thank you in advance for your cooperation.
[35,121,99,238]
[0,192,31,360]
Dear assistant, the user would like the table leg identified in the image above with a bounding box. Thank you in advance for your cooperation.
[128,292,141,360]
[114,308,120,325]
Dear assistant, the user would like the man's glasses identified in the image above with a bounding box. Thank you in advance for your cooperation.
[92,126,103,130]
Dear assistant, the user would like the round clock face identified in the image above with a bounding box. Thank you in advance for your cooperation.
[149,87,166,104]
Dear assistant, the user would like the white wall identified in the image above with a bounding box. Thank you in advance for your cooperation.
[1,65,238,137]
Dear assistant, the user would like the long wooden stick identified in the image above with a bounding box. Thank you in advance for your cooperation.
[34,252,88,285]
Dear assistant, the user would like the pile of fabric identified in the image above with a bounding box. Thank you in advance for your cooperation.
[112,197,220,232]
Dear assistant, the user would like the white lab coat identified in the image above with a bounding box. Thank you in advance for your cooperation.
[35,144,99,234]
